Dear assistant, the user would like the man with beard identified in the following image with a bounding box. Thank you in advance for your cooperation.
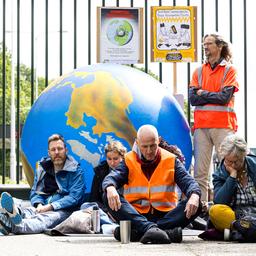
[0,134,85,235]
[189,34,239,204]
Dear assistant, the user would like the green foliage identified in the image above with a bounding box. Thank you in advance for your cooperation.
[0,43,45,179]
[131,65,159,81]
[0,43,45,125]
[0,45,12,124]
[0,174,28,184]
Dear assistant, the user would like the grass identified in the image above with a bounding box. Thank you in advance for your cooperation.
[0,175,28,185]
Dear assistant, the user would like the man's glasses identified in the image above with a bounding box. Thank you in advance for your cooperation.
[202,42,214,47]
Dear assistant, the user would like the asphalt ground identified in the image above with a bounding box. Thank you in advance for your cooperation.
[0,230,254,256]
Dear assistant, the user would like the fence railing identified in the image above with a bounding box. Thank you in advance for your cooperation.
[0,0,251,184]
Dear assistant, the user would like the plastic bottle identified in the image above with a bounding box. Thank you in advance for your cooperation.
[92,206,100,233]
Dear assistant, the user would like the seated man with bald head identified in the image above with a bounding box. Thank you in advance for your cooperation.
[102,124,201,244]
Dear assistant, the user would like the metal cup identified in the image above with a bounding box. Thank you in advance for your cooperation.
[120,220,131,244]
[224,228,230,241]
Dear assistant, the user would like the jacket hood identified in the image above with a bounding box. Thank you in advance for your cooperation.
[132,141,141,159]
[245,154,256,180]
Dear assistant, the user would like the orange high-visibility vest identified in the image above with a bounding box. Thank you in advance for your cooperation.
[190,60,239,131]
[123,148,178,214]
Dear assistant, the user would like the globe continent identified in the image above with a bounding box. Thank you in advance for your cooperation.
[21,63,192,196]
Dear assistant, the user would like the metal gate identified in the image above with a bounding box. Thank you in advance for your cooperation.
[0,0,252,184]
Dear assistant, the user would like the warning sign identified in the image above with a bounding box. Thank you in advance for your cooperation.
[151,6,197,62]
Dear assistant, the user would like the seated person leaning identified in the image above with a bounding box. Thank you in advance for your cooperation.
[90,140,127,213]
[102,124,201,244]
[209,134,256,231]
[0,134,85,235]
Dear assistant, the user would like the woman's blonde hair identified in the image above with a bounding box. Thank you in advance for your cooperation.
[104,141,127,158]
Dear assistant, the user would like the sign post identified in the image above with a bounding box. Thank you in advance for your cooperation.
[151,6,197,102]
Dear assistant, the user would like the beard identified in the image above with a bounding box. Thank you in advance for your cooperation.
[204,51,210,60]
[52,156,66,171]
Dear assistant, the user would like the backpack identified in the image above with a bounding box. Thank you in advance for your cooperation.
[231,215,256,242]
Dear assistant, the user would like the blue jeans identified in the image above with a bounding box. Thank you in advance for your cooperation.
[12,207,72,234]
[103,194,201,235]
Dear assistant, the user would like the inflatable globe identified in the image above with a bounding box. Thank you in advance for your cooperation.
[21,63,192,195]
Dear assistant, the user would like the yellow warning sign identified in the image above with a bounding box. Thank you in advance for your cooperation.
[151,6,197,62]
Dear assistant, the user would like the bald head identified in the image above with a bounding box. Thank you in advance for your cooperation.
[137,125,159,140]
[136,125,159,161]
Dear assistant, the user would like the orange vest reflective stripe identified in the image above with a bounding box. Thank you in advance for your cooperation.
[123,149,178,214]
[191,61,239,131]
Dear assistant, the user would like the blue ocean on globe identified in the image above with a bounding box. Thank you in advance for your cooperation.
[21,63,192,195]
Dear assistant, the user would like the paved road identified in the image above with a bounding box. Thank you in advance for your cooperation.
[0,231,254,256]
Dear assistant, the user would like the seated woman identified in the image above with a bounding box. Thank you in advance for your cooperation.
[90,140,127,213]
[209,134,256,232]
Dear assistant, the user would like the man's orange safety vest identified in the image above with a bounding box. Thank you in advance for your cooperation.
[190,60,239,131]
[123,148,178,214]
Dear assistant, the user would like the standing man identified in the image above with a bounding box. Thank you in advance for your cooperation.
[0,134,86,235]
[189,33,239,203]
[102,124,201,244]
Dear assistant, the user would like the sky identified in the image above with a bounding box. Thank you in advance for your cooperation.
[1,0,256,148]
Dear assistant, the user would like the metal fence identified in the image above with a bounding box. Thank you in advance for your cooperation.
[0,0,253,184]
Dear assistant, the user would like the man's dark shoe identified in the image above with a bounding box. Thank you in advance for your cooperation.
[140,227,171,244]
[165,227,183,243]
[114,226,142,242]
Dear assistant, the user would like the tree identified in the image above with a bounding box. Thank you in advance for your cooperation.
[0,44,12,124]
[0,43,45,180]
[0,43,45,125]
